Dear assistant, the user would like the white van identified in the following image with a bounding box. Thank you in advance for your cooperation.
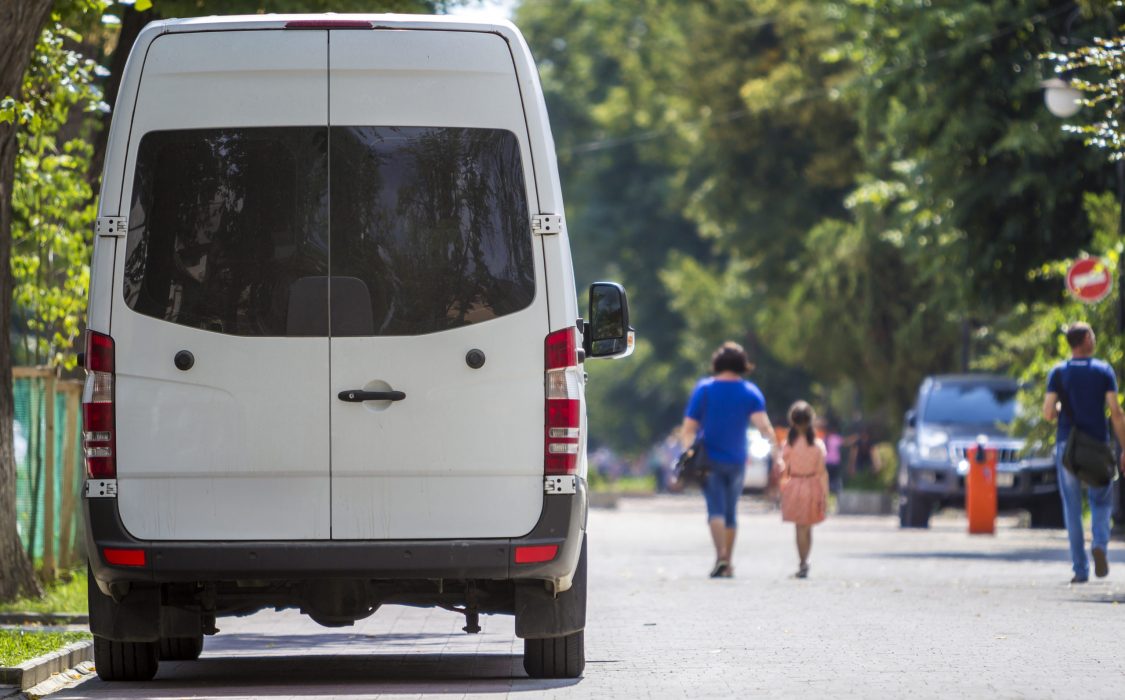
[82,14,632,682]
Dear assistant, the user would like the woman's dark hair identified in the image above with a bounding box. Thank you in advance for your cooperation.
[711,342,750,375]
[787,400,817,446]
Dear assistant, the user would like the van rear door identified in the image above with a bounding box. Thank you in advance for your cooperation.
[327,30,547,539]
[111,30,332,540]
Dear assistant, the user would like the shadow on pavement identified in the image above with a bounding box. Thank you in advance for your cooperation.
[201,631,461,653]
[62,654,580,697]
[857,548,1125,563]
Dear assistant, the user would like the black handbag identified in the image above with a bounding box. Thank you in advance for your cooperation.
[674,385,711,485]
[1058,368,1117,488]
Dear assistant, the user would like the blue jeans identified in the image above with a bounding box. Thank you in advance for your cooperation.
[703,460,745,528]
[1055,443,1114,578]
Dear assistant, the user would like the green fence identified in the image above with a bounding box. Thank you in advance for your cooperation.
[13,368,85,577]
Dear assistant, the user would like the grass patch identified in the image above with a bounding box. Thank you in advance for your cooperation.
[0,629,90,667]
[591,474,656,494]
[0,570,87,615]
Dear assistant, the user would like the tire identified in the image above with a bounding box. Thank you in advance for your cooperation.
[523,630,585,679]
[1029,500,1065,529]
[159,634,204,661]
[93,635,159,681]
[899,492,931,528]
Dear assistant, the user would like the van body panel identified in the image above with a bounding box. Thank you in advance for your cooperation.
[327,30,546,539]
[113,332,331,540]
[111,29,332,540]
[329,322,545,539]
[86,239,116,333]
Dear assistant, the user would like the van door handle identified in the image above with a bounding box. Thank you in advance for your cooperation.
[338,390,406,402]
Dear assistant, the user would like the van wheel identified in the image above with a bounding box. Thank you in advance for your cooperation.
[159,634,204,661]
[523,630,585,679]
[93,635,159,681]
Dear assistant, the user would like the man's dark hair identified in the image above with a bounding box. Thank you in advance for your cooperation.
[711,342,750,375]
[1066,322,1093,349]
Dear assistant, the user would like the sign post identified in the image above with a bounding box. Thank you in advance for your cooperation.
[1066,258,1113,304]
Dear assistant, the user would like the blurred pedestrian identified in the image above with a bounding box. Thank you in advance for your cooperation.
[680,341,782,579]
[780,401,829,579]
[1042,322,1125,583]
[819,418,844,496]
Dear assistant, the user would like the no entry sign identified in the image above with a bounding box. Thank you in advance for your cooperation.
[1066,257,1113,304]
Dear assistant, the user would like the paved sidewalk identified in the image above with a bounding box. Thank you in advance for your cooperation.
[54,495,1125,698]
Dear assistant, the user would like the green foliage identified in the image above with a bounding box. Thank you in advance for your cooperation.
[521,0,1119,453]
[0,569,88,614]
[980,191,1124,455]
[1047,7,1125,160]
[6,21,104,369]
[0,629,91,666]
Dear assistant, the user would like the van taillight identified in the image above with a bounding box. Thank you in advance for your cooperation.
[545,327,581,475]
[82,331,116,479]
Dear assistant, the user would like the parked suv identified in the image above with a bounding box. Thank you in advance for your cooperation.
[82,14,632,682]
[897,374,1060,529]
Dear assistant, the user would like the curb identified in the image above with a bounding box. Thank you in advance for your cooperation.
[0,640,93,691]
[0,614,88,627]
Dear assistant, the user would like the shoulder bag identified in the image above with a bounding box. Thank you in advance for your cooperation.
[674,384,712,485]
[1058,367,1117,488]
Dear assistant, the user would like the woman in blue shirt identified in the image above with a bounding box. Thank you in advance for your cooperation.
[681,342,783,578]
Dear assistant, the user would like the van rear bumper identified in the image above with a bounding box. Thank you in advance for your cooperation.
[85,480,587,588]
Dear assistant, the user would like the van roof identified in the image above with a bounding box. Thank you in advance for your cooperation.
[146,14,521,38]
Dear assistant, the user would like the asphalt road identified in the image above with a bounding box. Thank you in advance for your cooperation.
[52,495,1125,698]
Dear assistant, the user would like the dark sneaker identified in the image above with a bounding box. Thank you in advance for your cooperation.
[1071,574,1089,584]
[1093,547,1109,578]
[709,560,730,578]
[795,563,809,579]
[719,564,734,579]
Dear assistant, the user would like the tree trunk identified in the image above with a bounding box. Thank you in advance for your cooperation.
[0,0,54,601]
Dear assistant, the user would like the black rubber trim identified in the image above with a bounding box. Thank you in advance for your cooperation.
[85,480,586,586]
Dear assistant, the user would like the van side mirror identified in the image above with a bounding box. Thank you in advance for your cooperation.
[905,409,917,429]
[584,282,634,359]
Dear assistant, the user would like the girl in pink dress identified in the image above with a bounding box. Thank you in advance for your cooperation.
[779,401,829,578]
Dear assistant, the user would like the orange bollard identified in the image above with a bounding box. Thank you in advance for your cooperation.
[965,442,998,535]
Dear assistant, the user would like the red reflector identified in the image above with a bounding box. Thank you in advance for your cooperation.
[545,328,577,370]
[103,548,145,567]
[86,331,114,373]
[515,544,558,564]
[285,19,373,29]
[83,402,113,431]
[547,398,580,427]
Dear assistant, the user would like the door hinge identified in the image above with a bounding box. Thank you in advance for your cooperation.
[532,214,563,236]
[85,479,117,498]
[95,216,128,237]
[545,475,577,495]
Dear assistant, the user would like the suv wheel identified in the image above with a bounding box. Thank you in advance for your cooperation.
[1029,500,1065,529]
[523,630,585,678]
[159,634,204,661]
[899,492,931,528]
[93,635,159,681]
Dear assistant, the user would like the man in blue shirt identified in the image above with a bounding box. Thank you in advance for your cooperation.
[1043,322,1125,583]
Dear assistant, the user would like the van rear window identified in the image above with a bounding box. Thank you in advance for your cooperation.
[124,126,535,337]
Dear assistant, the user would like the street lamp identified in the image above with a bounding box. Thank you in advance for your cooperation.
[1041,77,1083,118]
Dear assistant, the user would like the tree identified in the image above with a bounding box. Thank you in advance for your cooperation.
[518,0,861,448]
[0,0,55,602]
